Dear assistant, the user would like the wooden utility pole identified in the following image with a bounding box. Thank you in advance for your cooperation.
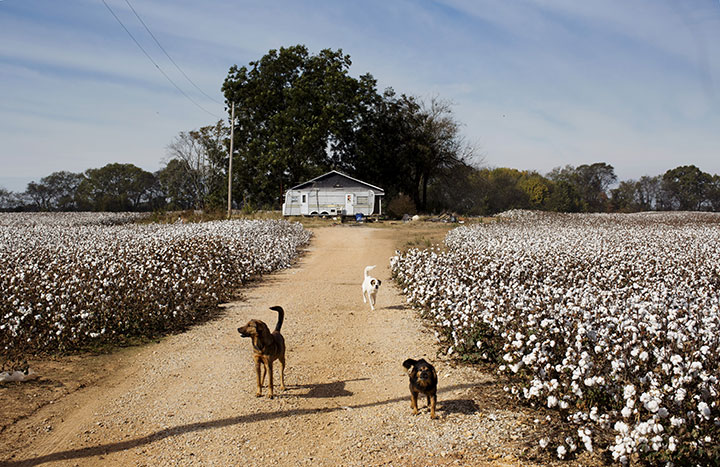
[227,102,235,219]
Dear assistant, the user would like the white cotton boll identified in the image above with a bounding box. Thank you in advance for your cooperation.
[547,395,558,408]
[614,421,629,434]
[670,416,684,427]
[539,438,549,449]
[698,401,711,420]
[651,435,663,451]
[644,399,660,413]
[622,406,632,418]
[556,445,567,459]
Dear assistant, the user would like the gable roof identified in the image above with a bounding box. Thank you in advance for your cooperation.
[289,170,384,193]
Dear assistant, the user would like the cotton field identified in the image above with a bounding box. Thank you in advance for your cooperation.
[391,211,720,465]
[0,213,310,360]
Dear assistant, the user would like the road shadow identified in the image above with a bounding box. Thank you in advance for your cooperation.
[282,378,368,398]
[5,383,476,466]
[440,398,479,414]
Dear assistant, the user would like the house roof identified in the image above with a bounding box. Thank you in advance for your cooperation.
[289,170,384,193]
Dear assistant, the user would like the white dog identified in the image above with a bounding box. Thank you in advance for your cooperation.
[362,265,382,310]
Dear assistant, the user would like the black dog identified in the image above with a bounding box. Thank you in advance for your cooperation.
[402,358,438,419]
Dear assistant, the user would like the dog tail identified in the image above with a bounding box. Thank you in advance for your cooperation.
[364,265,376,278]
[402,358,417,370]
[269,306,284,332]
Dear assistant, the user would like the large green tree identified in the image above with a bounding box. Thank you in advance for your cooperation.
[222,45,378,208]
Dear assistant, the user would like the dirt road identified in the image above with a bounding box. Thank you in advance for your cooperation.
[2,225,542,466]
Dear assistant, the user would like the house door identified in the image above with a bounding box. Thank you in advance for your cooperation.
[300,193,309,215]
[344,193,354,215]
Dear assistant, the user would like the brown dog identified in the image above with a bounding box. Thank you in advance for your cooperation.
[238,306,286,399]
[402,358,438,419]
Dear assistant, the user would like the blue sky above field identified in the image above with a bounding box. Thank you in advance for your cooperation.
[1,0,719,192]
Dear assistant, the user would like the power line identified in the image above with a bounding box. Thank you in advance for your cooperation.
[101,0,221,119]
[123,0,223,106]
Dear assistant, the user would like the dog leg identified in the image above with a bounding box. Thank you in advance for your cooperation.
[279,354,286,391]
[410,390,419,415]
[370,294,376,311]
[267,359,274,399]
[254,359,263,397]
[260,363,267,388]
[429,394,437,419]
[362,289,367,303]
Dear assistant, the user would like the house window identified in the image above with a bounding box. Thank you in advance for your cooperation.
[290,195,299,203]
[302,194,307,203]
[357,196,368,205]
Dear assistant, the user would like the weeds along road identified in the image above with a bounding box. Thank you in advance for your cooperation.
[2,225,555,467]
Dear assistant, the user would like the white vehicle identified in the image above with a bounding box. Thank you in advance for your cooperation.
[282,171,384,217]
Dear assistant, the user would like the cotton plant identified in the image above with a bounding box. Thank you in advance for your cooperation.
[391,211,720,464]
[1,213,310,362]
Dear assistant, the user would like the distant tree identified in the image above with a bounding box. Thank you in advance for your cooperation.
[545,180,585,212]
[24,181,53,211]
[0,187,16,211]
[164,121,229,210]
[574,163,617,211]
[40,171,85,211]
[610,180,640,212]
[548,163,616,211]
[635,175,662,211]
[156,159,198,210]
[518,172,552,209]
[707,175,720,212]
[77,163,157,211]
[661,165,712,211]
[426,163,488,215]
[483,168,530,214]
[193,121,230,210]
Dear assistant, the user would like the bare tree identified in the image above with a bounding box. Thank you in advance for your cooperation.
[164,121,228,210]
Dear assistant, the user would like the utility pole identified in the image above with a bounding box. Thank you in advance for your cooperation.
[227,102,235,219]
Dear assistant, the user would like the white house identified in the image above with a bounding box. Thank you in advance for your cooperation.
[282,171,384,217]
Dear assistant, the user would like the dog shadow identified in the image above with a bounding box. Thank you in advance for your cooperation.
[440,398,479,414]
[286,378,369,399]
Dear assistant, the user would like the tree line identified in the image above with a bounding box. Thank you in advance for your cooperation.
[2,45,720,215]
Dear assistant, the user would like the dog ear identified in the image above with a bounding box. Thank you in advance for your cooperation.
[256,321,270,335]
[378,279,382,286]
[402,359,417,371]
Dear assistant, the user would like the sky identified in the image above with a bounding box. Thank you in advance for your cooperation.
[1,0,719,192]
